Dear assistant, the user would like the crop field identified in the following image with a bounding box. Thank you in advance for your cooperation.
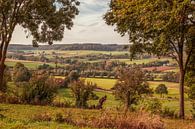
[85,78,117,90]
[110,58,176,64]
[5,59,65,69]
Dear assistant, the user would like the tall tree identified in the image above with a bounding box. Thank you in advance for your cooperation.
[104,0,195,118]
[0,0,80,91]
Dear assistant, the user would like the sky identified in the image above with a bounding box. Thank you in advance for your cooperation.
[11,0,129,45]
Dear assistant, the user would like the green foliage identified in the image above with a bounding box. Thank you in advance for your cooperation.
[38,64,53,70]
[70,79,97,108]
[162,72,179,83]
[161,107,177,118]
[0,67,11,92]
[0,0,80,45]
[113,67,152,109]
[104,0,195,117]
[20,74,57,104]
[13,62,31,83]
[155,84,168,96]
[68,71,80,82]
[145,98,162,114]
[55,113,64,123]
[104,0,195,59]
[190,102,195,119]
[188,84,195,100]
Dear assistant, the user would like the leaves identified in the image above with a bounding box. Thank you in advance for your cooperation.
[0,0,80,45]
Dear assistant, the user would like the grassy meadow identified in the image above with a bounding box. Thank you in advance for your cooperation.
[1,50,194,129]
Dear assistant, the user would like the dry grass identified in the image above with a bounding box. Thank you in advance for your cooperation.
[164,119,195,129]
[76,111,165,129]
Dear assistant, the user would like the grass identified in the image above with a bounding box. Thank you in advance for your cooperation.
[85,78,117,90]
[0,104,94,129]
[0,103,194,129]
[55,88,120,108]
[5,60,65,69]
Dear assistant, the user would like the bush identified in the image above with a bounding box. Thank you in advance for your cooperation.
[6,95,20,104]
[162,72,179,83]
[155,84,168,97]
[188,84,195,100]
[145,98,162,114]
[55,112,75,125]
[20,74,57,105]
[113,67,153,110]
[190,102,195,119]
[70,79,97,108]
[0,92,7,103]
[0,114,6,119]
[52,99,73,108]
[55,113,64,123]
[55,112,76,125]
[13,62,31,83]
[161,107,177,118]
[87,111,164,129]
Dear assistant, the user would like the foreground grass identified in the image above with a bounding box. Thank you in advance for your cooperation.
[0,104,194,129]
[0,104,94,129]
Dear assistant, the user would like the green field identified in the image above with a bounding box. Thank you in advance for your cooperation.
[0,78,193,128]
[85,78,117,90]
[5,60,65,69]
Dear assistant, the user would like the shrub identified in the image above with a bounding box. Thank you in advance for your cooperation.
[145,98,162,114]
[0,92,7,103]
[55,113,64,123]
[6,95,20,104]
[70,79,97,108]
[20,74,57,105]
[162,72,179,83]
[190,102,195,119]
[13,62,31,83]
[113,67,153,111]
[55,112,75,125]
[52,99,73,108]
[87,111,164,129]
[161,107,177,118]
[0,67,11,92]
[155,84,168,97]
[0,114,6,119]
[188,84,195,100]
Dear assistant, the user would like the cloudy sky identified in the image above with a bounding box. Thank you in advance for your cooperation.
[11,0,129,44]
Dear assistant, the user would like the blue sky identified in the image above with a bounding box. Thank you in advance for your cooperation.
[11,0,128,44]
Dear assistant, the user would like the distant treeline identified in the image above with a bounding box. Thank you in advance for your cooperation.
[8,43,129,51]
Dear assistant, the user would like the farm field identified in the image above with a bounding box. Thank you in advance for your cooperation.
[110,58,176,65]
[5,59,65,69]
[85,78,117,90]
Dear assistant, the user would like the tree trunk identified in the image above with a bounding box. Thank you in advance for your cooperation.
[179,69,185,119]
[125,91,130,113]
[0,61,5,91]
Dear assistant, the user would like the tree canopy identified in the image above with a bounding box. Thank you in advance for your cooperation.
[104,0,195,118]
[113,67,152,111]
[0,0,80,90]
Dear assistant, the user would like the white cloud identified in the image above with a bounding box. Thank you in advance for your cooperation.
[11,0,129,44]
